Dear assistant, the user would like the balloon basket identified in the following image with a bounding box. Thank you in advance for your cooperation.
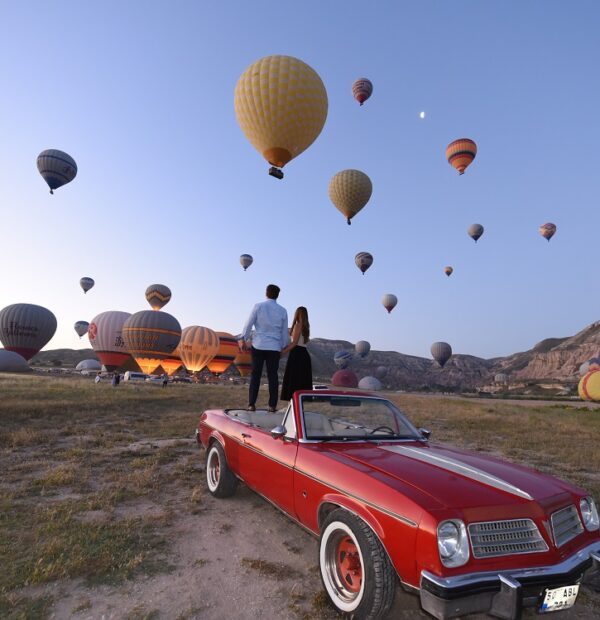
[268,166,284,180]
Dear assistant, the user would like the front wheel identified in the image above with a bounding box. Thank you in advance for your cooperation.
[205,441,238,498]
[319,509,396,619]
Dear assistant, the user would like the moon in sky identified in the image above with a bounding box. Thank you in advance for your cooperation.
[419,111,426,119]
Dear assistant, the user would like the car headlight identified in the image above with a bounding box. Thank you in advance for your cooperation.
[437,520,470,567]
[580,497,600,531]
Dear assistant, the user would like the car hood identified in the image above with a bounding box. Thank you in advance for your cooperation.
[323,441,577,511]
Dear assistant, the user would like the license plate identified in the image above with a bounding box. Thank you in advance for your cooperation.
[540,585,579,612]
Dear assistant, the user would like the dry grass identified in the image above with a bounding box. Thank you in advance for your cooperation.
[240,557,301,580]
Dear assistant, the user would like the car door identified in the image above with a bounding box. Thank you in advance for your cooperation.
[238,405,298,517]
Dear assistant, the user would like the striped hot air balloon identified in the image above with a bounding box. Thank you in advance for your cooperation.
[446,139,477,175]
[334,350,353,369]
[161,356,184,376]
[444,266,453,277]
[145,284,172,310]
[355,252,373,275]
[539,223,557,242]
[178,326,219,373]
[579,370,600,401]
[234,55,328,178]
[122,311,181,375]
[355,341,370,358]
[88,311,131,371]
[0,303,57,360]
[240,254,253,271]
[80,277,95,294]
[329,169,372,225]
[352,78,373,106]
[431,342,452,368]
[234,351,252,377]
[468,224,484,242]
[381,294,397,314]
[207,332,238,376]
[37,149,77,194]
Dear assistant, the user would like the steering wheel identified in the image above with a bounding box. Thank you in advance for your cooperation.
[369,425,395,435]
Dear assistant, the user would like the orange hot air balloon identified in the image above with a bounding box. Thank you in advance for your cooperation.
[446,138,477,175]
[161,356,184,376]
[207,332,238,376]
[234,351,252,377]
[178,326,220,372]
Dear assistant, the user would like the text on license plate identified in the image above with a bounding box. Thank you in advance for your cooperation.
[540,585,579,612]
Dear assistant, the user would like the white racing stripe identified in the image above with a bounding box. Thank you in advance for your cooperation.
[381,445,533,500]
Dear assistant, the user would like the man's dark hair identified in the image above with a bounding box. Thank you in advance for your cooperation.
[266,284,280,299]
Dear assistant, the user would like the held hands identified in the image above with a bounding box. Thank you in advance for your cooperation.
[238,339,248,352]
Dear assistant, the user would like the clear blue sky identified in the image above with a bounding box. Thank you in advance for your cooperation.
[1,1,599,359]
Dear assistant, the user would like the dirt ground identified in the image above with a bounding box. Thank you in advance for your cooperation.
[1,376,599,619]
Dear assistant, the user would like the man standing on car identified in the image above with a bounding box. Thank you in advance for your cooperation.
[239,284,289,412]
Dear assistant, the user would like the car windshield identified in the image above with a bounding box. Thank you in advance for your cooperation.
[300,394,422,441]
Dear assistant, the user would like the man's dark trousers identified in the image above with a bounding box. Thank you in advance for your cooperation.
[249,347,280,409]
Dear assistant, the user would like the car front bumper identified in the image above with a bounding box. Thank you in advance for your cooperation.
[420,541,600,619]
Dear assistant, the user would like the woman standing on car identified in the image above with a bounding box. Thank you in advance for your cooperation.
[280,307,313,401]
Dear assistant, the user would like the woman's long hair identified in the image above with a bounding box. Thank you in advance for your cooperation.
[291,306,310,343]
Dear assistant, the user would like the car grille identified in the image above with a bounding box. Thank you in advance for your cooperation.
[551,505,583,548]
[468,519,549,558]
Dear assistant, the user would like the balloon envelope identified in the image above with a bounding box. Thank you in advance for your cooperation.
[444,266,453,277]
[161,356,184,376]
[431,342,452,368]
[355,252,373,275]
[375,365,388,379]
[579,370,600,401]
[468,224,484,242]
[74,321,90,338]
[207,332,238,375]
[240,254,253,271]
[37,149,77,193]
[234,55,328,171]
[539,223,557,241]
[80,277,94,294]
[332,369,358,388]
[329,169,372,225]
[355,341,370,358]
[358,376,382,391]
[334,350,353,369]
[88,311,132,371]
[446,139,477,175]
[0,350,30,373]
[352,78,373,105]
[381,294,397,314]
[123,311,182,375]
[145,284,172,310]
[76,359,102,372]
[0,303,57,360]
[234,351,252,377]
[178,326,220,372]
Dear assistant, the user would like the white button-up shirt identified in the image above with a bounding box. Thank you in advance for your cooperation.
[241,299,289,351]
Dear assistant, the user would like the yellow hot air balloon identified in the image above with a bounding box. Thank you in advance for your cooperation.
[178,326,219,372]
[328,169,372,225]
[234,55,328,179]
[207,332,238,376]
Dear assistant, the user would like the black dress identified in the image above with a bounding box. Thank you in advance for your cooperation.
[281,344,313,400]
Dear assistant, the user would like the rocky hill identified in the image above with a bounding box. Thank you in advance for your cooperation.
[27,320,600,390]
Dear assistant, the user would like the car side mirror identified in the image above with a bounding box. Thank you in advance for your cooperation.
[419,428,431,440]
[271,425,286,440]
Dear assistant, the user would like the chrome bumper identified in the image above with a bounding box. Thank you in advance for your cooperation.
[420,542,600,619]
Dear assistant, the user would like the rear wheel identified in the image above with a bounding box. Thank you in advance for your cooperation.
[206,441,238,498]
[319,509,396,619]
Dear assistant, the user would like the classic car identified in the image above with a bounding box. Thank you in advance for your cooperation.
[196,390,600,619]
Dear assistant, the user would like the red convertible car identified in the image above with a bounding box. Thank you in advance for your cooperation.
[196,390,600,619]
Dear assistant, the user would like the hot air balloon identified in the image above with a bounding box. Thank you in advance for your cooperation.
[207,332,238,376]
[539,223,557,242]
[579,370,600,401]
[355,340,370,358]
[234,55,328,179]
[358,376,382,391]
[161,356,184,376]
[37,149,77,194]
[444,266,453,277]
[88,311,132,371]
[332,369,358,388]
[145,284,172,310]
[375,365,388,379]
[446,139,477,175]
[579,361,591,377]
[381,294,397,314]
[355,252,373,275]
[76,359,101,373]
[329,169,372,225]
[334,350,353,369]
[123,311,181,375]
[431,342,452,368]
[495,373,508,384]
[0,303,57,360]
[234,351,252,377]
[240,254,253,271]
[0,350,30,373]
[178,326,219,373]
[468,224,484,242]
[80,277,95,294]
[352,78,373,106]
[74,321,89,338]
